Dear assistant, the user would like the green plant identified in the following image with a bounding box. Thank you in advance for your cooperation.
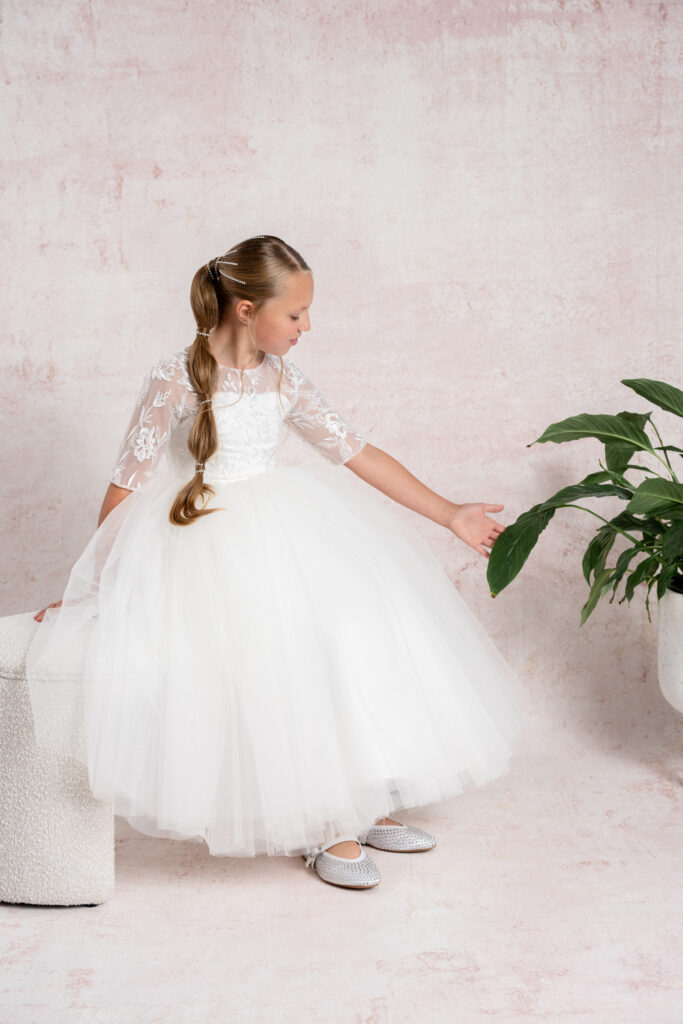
[486,379,683,624]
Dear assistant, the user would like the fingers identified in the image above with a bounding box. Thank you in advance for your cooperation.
[34,601,60,623]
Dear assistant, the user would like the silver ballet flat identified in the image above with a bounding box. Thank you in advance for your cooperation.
[301,834,382,889]
[357,821,437,852]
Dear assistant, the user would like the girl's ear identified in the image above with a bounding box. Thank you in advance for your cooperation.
[236,300,255,323]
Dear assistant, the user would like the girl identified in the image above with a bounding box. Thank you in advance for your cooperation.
[27,234,528,891]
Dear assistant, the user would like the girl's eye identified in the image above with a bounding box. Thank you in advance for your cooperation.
[290,315,300,321]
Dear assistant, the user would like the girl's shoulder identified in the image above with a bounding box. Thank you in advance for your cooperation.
[136,346,196,397]
[277,354,308,385]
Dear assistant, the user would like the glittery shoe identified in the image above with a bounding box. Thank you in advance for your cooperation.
[301,834,382,889]
[357,822,437,852]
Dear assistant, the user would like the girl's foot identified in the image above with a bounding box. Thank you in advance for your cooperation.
[302,818,403,860]
[359,819,437,852]
[324,819,401,856]
[324,839,363,858]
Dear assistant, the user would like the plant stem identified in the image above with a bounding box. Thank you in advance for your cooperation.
[600,458,666,482]
[648,418,679,482]
[643,441,680,479]
[558,504,659,554]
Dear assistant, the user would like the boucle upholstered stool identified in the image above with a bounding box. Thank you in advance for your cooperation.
[0,611,114,906]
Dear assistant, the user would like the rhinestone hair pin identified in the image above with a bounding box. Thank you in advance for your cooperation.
[215,261,246,285]
[205,236,267,285]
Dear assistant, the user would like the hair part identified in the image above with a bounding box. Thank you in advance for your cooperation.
[169,235,311,526]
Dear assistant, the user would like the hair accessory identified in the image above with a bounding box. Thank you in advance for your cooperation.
[196,329,211,337]
[206,237,266,285]
[195,462,205,472]
[215,259,247,286]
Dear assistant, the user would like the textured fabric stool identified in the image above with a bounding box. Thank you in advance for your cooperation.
[0,611,115,906]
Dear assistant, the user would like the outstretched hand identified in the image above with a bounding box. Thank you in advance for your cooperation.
[446,503,506,559]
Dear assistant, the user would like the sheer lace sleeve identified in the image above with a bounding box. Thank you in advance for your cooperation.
[109,353,193,491]
[282,357,368,466]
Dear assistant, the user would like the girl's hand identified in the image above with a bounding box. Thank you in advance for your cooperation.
[446,503,506,559]
[34,600,62,623]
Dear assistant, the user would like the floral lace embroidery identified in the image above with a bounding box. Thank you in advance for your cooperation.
[110,348,368,490]
[280,357,368,465]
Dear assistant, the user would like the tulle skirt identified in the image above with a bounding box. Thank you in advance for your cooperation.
[25,458,529,858]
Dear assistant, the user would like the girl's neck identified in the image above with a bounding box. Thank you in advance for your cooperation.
[208,322,262,370]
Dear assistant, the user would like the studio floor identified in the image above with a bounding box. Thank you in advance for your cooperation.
[2,708,682,1023]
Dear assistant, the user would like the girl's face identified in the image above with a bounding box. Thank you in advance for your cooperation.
[248,270,314,358]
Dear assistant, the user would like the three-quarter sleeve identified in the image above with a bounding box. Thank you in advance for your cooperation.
[109,354,189,491]
[282,357,368,465]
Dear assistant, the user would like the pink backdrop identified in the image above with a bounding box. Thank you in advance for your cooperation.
[4,2,683,1017]
[7,0,680,722]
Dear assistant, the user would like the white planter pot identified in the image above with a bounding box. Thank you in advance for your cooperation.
[657,587,683,714]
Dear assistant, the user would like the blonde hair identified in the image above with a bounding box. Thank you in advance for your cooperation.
[169,235,311,526]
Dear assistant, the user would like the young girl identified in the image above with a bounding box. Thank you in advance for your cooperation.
[26,234,528,891]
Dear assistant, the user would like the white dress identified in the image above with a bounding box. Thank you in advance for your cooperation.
[25,346,528,858]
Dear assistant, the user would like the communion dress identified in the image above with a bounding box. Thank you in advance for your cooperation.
[25,346,528,859]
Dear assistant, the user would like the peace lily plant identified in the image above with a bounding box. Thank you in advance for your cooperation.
[486,378,683,626]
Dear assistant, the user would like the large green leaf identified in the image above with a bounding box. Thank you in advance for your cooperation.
[608,546,646,603]
[657,563,680,599]
[486,505,556,596]
[580,470,614,484]
[582,526,618,585]
[604,410,653,474]
[622,464,664,477]
[580,567,615,625]
[529,413,653,453]
[622,555,660,603]
[661,521,683,561]
[621,379,683,418]
[488,478,640,596]
[606,509,664,539]
[535,479,633,511]
[625,478,683,515]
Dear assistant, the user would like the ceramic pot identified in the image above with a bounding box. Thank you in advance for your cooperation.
[657,587,683,714]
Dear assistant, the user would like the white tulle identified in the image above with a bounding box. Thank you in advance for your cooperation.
[25,350,529,859]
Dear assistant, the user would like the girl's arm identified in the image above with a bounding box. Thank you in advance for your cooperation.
[35,356,187,622]
[278,359,505,558]
[34,483,134,621]
[344,443,505,559]
[98,482,133,527]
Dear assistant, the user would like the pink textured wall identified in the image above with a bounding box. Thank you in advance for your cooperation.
[4,1,683,1017]
[5,1,682,728]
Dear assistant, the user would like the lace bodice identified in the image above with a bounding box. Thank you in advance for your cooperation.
[109,347,368,490]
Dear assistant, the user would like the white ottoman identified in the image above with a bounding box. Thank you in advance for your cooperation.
[0,611,115,906]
